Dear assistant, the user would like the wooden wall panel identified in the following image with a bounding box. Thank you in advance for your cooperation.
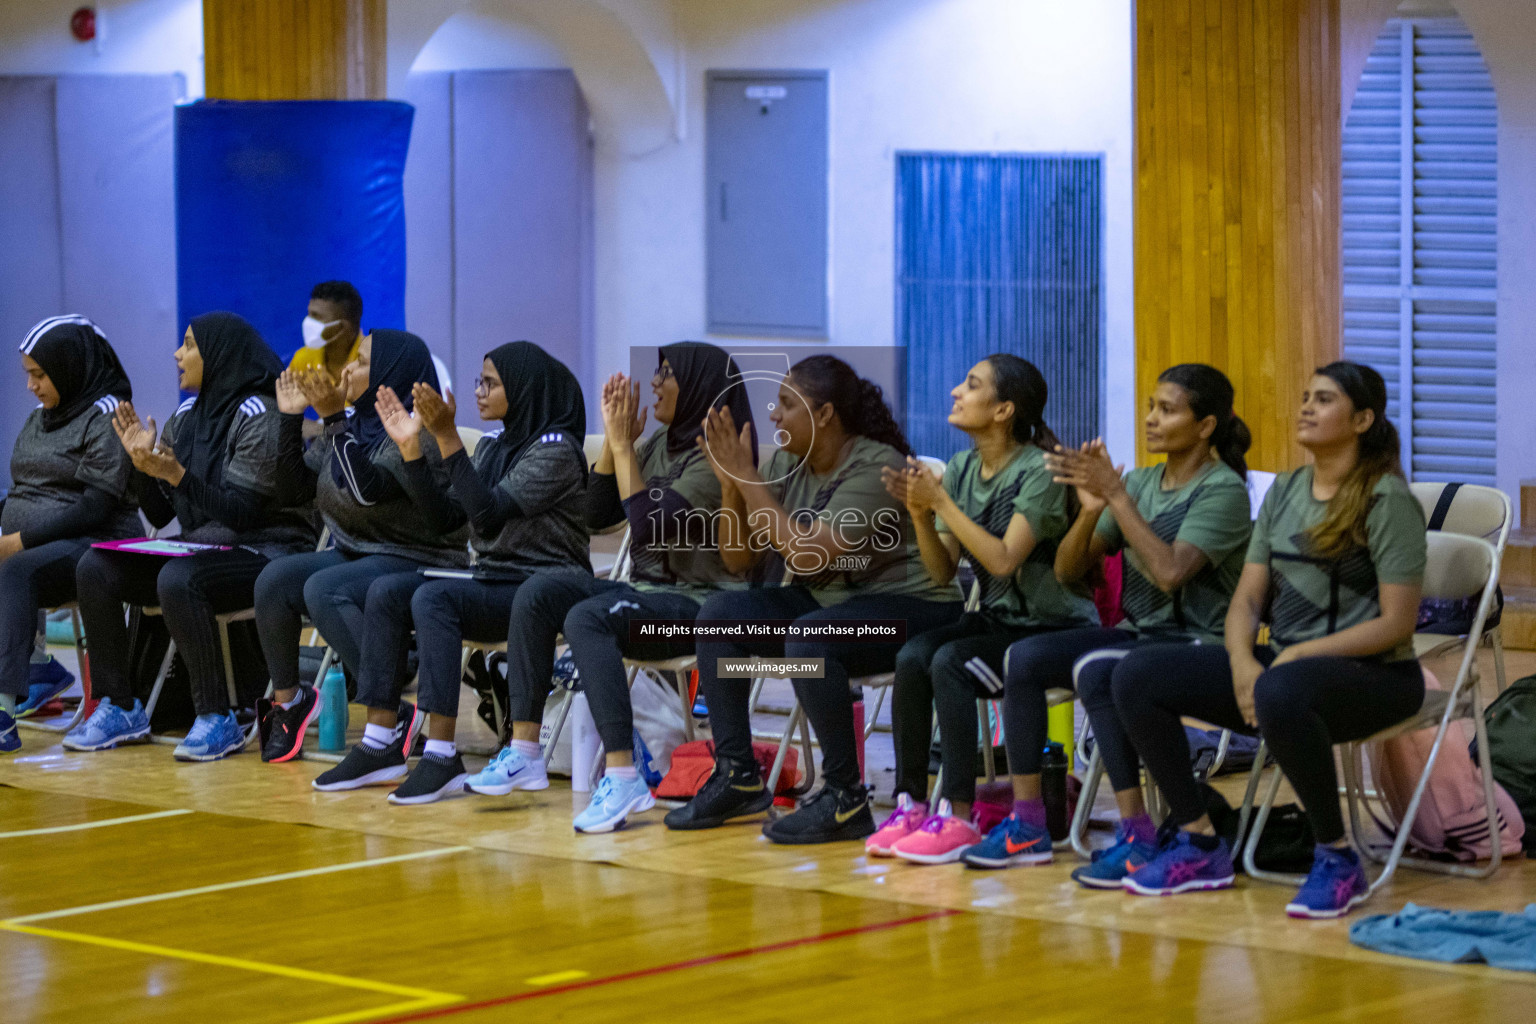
[1135,0,1340,471]
[203,0,385,101]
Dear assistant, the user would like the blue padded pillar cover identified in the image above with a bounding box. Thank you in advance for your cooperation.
[175,100,413,359]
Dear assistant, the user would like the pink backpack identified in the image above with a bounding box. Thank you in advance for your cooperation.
[1368,667,1525,861]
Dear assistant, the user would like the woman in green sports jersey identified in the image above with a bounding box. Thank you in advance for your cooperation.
[869,354,1099,865]
[957,363,1254,875]
[1112,362,1426,920]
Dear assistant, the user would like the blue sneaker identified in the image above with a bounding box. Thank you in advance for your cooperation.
[465,746,549,795]
[1071,822,1160,889]
[18,658,76,718]
[573,772,655,834]
[960,814,1053,869]
[173,712,247,762]
[1122,830,1235,895]
[62,697,151,751]
[1,708,19,754]
[1286,844,1369,919]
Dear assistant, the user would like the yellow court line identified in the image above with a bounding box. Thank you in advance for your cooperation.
[525,969,590,986]
[0,922,461,1024]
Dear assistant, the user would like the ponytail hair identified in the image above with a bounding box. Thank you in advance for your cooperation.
[1307,361,1403,560]
[788,355,913,457]
[1156,363,1251,480]
[985,353,1060,452]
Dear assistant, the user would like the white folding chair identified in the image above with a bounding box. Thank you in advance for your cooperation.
[1410,482,1511,693]
[1242,531,1506,892]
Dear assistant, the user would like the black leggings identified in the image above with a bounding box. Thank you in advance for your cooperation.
[892,614,1051,806]
[75,545,272,715]
[506,573,699,753]
[1112,644,1425,843]
[0,538,92,697]
[353,572,520,719]
[1003,627,1202,794]
[697,587,963,792]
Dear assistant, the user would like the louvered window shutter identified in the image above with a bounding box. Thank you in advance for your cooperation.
[1343,17,1497,485]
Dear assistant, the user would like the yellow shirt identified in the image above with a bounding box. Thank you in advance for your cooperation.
[286,333,362,381]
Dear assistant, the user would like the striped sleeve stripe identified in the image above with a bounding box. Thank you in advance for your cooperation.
[963,656,1006,697]
[176,396,198,415]
[94,395,122,416]
[20,314,104,354]
[239,396,267,417]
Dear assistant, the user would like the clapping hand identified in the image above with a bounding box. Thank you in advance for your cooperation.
[889,457,944,514]
[375,385,424,459]
[697,406,754,484]
[275,370,310,415]
[600,373,647,450]
[1044,439,1124,511]
[411,382,457,439]
[296,368,348,418]
[113,402,184,484]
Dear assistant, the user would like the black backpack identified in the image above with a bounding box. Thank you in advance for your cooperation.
[1476,675,1536,852]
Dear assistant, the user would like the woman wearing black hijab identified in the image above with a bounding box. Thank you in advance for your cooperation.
[311,341,590,804]
[1,316,137,750]
[465,342,756,834]
[252,329,470,764]
[68,312,315,761]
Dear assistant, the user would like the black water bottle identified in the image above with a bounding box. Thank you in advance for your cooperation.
[1041,741,1069,840]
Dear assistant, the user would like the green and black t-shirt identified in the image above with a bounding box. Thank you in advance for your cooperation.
[760,436,960,607]
[937,445,1098,629]
[1095,460,1251,642]
[1247,466,1427,662]
[627,432,744,598]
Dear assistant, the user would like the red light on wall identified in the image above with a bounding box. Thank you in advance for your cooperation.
[71,7,96,42]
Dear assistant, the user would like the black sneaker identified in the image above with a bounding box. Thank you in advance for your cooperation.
[312,740,408,791]
[260,687,319,763]
[388,752,468,805]
[763,784,876,845]
[663,761,772,830]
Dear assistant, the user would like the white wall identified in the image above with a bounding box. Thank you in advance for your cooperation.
[392,0,1137,460]
[1342,0,1536,520]
[0,0,202,98]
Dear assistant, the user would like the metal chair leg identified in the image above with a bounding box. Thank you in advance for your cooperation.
[541,690,574,764]
[978,700,996,783]
[1069,745,1105,860]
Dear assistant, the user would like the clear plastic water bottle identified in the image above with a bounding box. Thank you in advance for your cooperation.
[318,665,348,752]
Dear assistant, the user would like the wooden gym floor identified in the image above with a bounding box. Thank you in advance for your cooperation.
[3,650,1534,1023]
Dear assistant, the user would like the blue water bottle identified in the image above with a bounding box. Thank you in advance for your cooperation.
[318,665,348,752]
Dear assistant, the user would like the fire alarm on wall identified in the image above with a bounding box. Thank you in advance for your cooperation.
[71,7,96,42]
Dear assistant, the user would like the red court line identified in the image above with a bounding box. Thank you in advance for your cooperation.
[369,908,961,1023]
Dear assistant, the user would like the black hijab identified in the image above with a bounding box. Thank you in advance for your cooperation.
[659,341,757,461]
[349,329,439,452]
[477,341,586,484]
[176,312,282,488]
[21,316,132,432]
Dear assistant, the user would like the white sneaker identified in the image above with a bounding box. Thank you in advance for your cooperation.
[464,745,549,796]
[573,773,655,834]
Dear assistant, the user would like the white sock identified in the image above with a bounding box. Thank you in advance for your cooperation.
[512,739,541,760]
[424,738,456,760]
[361,722,395,750]
[606,765,639,782]
[1,694,16,714]
[277,691,303,710]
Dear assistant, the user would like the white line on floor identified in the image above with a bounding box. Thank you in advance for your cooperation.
[4,845,474,925]
[0,809,194,839]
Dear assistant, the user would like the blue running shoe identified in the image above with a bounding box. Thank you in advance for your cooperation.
[1122,831,1235,896]
[465,745,549,796]
[173,712,248,762]
[961,814,1053,869]
[1286,844,1368,919]
[1071,822,1159,889]
[1,708,19,754]
[63,697,151,751]
[18,658,76,718]
[573,773,655,834]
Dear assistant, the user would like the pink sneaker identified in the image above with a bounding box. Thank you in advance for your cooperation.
[865,793,928,857]
[891,799,983,865]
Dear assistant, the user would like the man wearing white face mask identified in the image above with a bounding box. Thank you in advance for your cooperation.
[288,280,364,383]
